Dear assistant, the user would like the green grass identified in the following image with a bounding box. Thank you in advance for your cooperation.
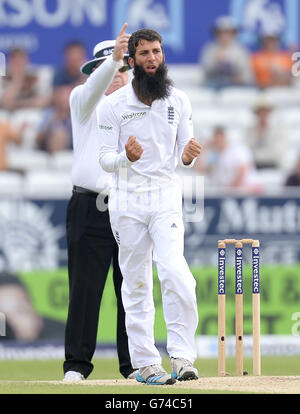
[0,356,298,394]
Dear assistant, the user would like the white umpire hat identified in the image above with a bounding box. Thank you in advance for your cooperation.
[80,40,130,75]
[213,16,239,33]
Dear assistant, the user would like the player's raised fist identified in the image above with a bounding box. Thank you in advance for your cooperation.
[125,136,143,162]
[113,23,131,62]
[182,138,202,165]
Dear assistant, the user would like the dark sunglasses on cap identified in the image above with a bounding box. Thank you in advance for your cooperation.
[119,57,131,72]
[94,58,130,73]
[119,65,129,73]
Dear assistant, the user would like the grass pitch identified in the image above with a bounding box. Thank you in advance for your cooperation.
[0,356,299,394]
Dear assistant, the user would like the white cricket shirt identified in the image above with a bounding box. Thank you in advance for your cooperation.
[98,81,195,192]
[70,55,123,193]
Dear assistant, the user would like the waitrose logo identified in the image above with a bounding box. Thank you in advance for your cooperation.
[99,124,113,131]
[121,111,146,121]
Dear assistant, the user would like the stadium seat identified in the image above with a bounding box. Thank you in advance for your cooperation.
[274,107,300,128]
[7,148,50,171]
[218,87,259,107]
[221,107,255,128]
[286,128,300,145]
[185,87,216,106]
[24,170,72,198]
[10,109,44,148]
[280,149,300,174]
[193,106,255,130]
[0,171,23,194]
[36,65,54,97]
[257,168,285,189]
[192,125,214,143]
[168,64,203,88]
[192,106,227,128]
[263,87,300,107]
[49,150,73,171]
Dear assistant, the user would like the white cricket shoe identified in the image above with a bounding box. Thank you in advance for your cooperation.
[136,364,176,385]
[126,369,139,379]
[171,357,199,381]
[63,371,85,382]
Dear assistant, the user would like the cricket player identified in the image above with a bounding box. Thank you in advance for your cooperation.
[63,24,138,382]
[98,29,202,385]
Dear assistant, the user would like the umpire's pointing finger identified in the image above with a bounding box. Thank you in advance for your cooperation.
[118,22,128,36]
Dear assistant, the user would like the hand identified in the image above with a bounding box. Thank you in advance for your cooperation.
[113,22,131,62]
[125,136,143,162]
[182,138,202,165]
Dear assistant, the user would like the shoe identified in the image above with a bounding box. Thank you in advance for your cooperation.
[126,369,139,379]
[171,357,199,381]
[63,371,85,382]
[136,364,176,385]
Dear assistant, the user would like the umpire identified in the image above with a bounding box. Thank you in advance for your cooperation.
[63,24,136,381]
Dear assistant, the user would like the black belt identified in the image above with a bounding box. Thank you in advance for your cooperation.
[72,186,109,204]
[73,185,98,198]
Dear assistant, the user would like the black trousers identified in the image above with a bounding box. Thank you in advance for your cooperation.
[63,190,133,378]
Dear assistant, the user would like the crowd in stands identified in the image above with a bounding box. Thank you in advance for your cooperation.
[0,15,299,193]
[195,16,300,191]
[0,41,88,177]
[200,16,294,89]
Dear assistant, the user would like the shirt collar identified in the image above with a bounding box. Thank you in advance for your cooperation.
[126,80,149,108]
[126,80,171,109]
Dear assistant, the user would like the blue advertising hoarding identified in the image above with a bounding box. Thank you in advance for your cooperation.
[184,194,300,266]
[0,0,299,65]
[0,193,300,348]
[0,194,300,273]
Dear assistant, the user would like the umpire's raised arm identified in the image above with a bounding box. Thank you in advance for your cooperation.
[71,23,130,122]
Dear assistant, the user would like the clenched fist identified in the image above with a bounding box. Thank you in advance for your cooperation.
[125,136,143,162]
[182,138,202,165]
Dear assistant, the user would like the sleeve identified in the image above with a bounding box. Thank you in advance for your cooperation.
[70,55,123,123]
[238,47,254,84]
[201,43,217,75]
[176,92,196,168]
[97,99,133,172]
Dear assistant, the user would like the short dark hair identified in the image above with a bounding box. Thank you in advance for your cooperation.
[128,29,163,59]
[8,47,27,58]
[214,126,226,134]
[64,40,86,53]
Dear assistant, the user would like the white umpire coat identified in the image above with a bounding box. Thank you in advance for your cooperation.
[70,55,124,194]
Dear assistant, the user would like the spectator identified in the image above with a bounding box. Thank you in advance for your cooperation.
[36,85,72,153]
[195,126,261,191]
[245,96,285,169]
[285,154,300,186]
[200,16,254,89]
[0,121,24,171]
[251,28,293,88]
[53,41,87,88]
[0,48,50,111]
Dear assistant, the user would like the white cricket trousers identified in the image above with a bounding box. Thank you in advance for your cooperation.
[108,181,198,369]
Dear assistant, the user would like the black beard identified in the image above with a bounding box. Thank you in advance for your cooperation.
[132,62,173,103]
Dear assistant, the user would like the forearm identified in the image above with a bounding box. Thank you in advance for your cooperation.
[1,88,19,110]
[178,146,197,168]
[231,165,248,187]
[74,56,123,119]
[99,150,132,172]
[13,95,49,109]
[179,137,202,169]
[86,56,122,96]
